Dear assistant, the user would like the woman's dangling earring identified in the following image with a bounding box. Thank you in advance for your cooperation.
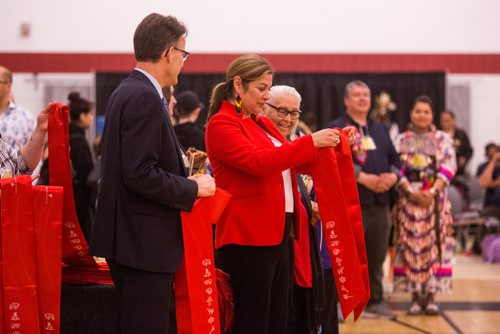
[234,95,242,113]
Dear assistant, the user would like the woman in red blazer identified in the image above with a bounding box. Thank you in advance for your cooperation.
[205,54,341,334]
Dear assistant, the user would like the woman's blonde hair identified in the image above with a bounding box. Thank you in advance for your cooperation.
[207,54,273,123]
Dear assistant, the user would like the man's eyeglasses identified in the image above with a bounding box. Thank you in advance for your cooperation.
[166,46,190,61]
[266,103,301,120]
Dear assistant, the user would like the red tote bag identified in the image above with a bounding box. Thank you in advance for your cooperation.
[33,185,64,334]
[1,176,41,333]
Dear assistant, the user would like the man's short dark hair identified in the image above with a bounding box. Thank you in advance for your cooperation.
[133,13,187,62]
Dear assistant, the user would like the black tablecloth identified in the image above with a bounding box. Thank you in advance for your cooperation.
[60,284,178,333]
[61,284,119,334]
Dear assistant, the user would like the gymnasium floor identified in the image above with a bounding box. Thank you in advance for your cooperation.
[339,255,500,334]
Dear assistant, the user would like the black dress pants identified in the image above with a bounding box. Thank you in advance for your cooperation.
[361,204,391,305]
[107,260,175,334]
[216,214,293,334]
[320,269,339,334]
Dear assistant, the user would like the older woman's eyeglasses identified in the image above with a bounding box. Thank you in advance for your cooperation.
[266,103,301,120]
[166,46,190,61]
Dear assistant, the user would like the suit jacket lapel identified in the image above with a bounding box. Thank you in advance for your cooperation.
[131,70,188,177]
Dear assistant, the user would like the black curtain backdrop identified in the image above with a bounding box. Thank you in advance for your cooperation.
[96,72,445,131]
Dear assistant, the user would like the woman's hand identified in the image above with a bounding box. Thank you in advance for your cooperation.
[409,190,434,207]
[311,128,340,148]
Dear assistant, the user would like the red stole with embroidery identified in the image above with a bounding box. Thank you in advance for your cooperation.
[48,103,97,266]
[175,189,231,334]
[310,130,370,320]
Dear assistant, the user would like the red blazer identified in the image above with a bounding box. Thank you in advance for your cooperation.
[206,100,318,248]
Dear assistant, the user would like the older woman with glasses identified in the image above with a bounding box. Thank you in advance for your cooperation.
[205,55,342,334]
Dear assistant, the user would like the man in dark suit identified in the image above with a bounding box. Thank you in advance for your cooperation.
[90,13,215,333]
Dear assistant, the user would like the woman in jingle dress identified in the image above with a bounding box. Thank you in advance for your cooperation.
[394,95,456,315]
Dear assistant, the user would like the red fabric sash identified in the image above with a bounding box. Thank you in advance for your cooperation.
[310,130,370,320]
[293,201,312,288]
[175,189,231,334]
[1,176,41,333]
[47,103,96,266]
[33,185,63,334]
[0,195,4,332]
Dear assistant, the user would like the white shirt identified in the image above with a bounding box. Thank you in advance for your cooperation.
[134,67,163,98]
[267,133,294,213]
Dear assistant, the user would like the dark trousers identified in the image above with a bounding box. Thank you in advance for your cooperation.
[361,204,391,305]
[217,214,293,334]
[320,269,339,334]
[289,284,319,334]
[107,260,175,334]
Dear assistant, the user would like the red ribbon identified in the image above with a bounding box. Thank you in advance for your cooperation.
[293,201,312,288]
[48,103,97,266]
[175,189,231,334]
[310,130,370,321]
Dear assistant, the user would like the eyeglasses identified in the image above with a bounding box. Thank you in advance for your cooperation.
[166,46,190,61]
[266,103,301,120]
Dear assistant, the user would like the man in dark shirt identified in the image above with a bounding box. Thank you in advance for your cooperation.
[328,80,400,319]
[440,110,473,176]
[173,90,206,151]
[476,143,500,218]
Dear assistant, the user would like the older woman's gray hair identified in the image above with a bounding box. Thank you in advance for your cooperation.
[269,85,302,104]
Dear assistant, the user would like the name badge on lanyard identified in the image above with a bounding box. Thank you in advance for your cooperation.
[361,136,377,151]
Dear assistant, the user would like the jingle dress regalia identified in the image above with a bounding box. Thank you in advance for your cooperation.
[393,126,456,294]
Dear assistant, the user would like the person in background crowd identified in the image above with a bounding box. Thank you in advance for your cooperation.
[67,91,95,241]
[89,13,215,334]
[163,85,178,125]
[205,54,341,334]
[327,80,400,320]
[371,91,399,142]
[477,143,500,219]
[0,66,36,151]
[394,95,456,315]
[440,110,474,211]
[0,104,50,179]
[440,110,473,176]
[173,90,206,151]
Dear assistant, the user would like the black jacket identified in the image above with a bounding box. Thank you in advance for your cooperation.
[90,70,198,273]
